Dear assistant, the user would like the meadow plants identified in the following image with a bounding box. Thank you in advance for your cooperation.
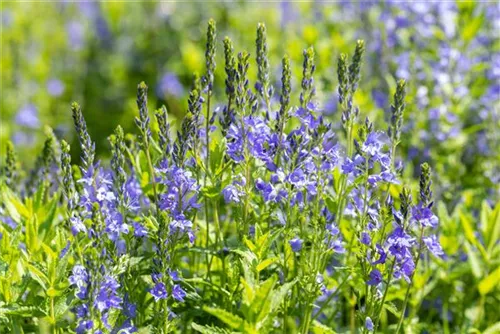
[1,18,499,334]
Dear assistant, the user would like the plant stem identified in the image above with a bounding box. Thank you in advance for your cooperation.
[395,226,425,333]
[374,258,396,332]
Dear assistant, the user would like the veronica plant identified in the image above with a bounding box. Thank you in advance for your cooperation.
[2,17,498,334]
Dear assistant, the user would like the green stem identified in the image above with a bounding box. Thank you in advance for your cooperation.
[204,90,212,282]
[395,226,425,333]
[50,295,56,334]
[374,258,396,332]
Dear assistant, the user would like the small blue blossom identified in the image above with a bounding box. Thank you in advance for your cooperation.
[150,282,168,302]
[367,269,382,286]
[423,235,444,258]
[289,237,303,252]
[172,284,187,302]
[365,316,374,331]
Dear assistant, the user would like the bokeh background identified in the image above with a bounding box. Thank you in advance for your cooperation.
[1,1,499,209]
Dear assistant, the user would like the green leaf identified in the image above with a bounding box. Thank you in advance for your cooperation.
[311,320,336,334]
[0,303,46,318]
[384,302,399,317]
[486,201,500,254]
[252,275,277,322]
[464,242,482,279]
[256,257,278,272]
[24,262,50,291]
[460,212,488,260]
[203,306,244,330]
[192,323,233,334]
[270,280,296,313]
[0,184,28,223]
[483,322,500,334]
[462,14,484,43]
[478,266,500,295]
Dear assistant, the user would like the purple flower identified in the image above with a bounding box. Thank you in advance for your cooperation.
[60,241,71,259]
[361,232,371,245]
[94,276,122,313]
[411,204,438,228]
[372,244,387,265]
[133,222,147,237]
[362,132,387,161]
[386,227,415,261]
[76,319,93,334]
[394,258,415,283]
[47,78,65,97]
[150,282,168,302]
[255,179,278,202]
[69,265,89,300]
[15,104,39,129]
[222,184,242,203]
[67,21,85,50]
[157,72,184,98]
[70,216,86,235]
[169,270,180,281]
[423,235,444,257]
[172,284,187,302]
[289,237,303,252]
[365,316,374,331]
[367,269,382,286]
[288,168,306,187]
[330,239,345,253]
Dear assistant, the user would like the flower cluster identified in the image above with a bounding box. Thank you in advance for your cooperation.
[0,18,461,334]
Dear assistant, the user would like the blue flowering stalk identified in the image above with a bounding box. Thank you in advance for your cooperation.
[72,102,95,173]
[204,19,216,179]
[275,55,291,163]
[395,162,442,333]
[25,135,54,195]
[155,105,172,159]
[221,36,236,136]
[2,140,19,190]
[348,40,365,94]
[300,47,315,109]
[135,82,160,216]
[387,79,406,165]
[256,23,273,112]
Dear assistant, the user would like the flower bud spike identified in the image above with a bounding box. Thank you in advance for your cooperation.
[348,39,365,94]
[72,102,95,171]
[135,82,151,148]
[300,47,315,108]
[388,79,406,145]
[205,19,217,93]
[419,162,433,208]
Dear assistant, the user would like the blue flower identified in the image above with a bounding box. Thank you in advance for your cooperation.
[289,237,303,252]
[133,222,147,237]
[15,104,39,129]
[157,72,184,98]
[386,227,415,261]
[255,178,278,203]
[367,269,382,286]
[361,232,371,245]
[423,235,444,257]
[47,78,65,97]
[394,258,415,283]
[94,276,122,313]
[365,316,374,332]
[288,168,306,187]
[172,284,187,302]
[150,282,168,302]
[69,265,89,300]
[411,204,438,228]
[371,244,387,265]
[222,184,243,203]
